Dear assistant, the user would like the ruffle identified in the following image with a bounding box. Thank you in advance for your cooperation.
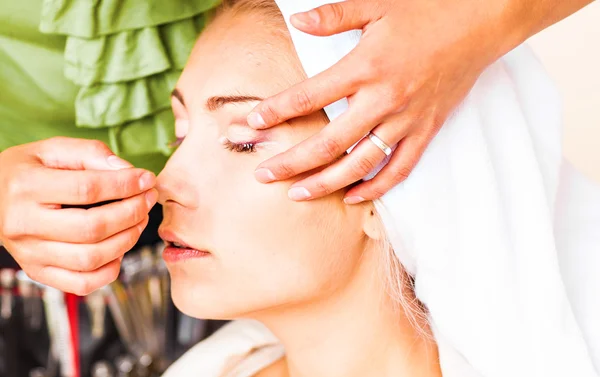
[108,109,175,157]
[75,70,180,127]
[64,15,206,86]
[40,0,219,38]
[39,0,219,160]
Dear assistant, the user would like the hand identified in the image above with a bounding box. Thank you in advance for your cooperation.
[248,0,524,203]
[0,137,158,295]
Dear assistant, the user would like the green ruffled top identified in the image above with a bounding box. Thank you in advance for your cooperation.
[0,0,219,173]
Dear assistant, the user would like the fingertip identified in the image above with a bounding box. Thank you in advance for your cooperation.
[345,183,377,203]
[106,155,133,170]
[247,111,267,129]
[139,171,156,191]
[145,188,159,208]
[254,168,276,183]
[290,11,320,31]
[343,195,365,205]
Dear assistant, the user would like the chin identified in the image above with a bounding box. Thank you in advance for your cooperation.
[169,280,242,320]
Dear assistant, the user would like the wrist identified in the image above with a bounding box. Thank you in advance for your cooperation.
[486,0,536,61]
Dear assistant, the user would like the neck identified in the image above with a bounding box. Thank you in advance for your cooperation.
[254,245,441,377]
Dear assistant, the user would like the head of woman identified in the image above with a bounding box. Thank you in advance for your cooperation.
[156,0,416,326]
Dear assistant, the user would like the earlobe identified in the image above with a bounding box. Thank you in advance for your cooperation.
[362,205,383,241]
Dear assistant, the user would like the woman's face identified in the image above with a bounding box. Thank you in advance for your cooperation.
[157,11,372,319]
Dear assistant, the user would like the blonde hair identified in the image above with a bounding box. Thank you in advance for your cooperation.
[372,210,430,337]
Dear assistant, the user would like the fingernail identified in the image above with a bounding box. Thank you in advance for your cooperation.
[247,112,266,128]
[146,189,158,207]
[107,155,132,169]
[288,187,311,201]
[255,168,276,183]
[139,172,156,190]
[344,196,365,205]
[294,10,320,26]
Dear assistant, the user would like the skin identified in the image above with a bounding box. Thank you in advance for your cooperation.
[0,138,157,295]
[248,0,596,204]
[1,0,592,294]
[157,9,440,377]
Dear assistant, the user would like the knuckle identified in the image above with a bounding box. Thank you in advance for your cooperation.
[313,180,333,196]
[76,249,102,272]
[115,171,138,197]
[272,161,296,179]
[292,88,315,115]
[76,178,99,202]
[15,246,34,264]
[259,102,280,125]
[135,216,149,235]
[362,55,384,79]
[351,155,379,178]
[369,185,388,199]
[385,88,408,112]
[44,136,67,147]
[81,216,106,243]
[392,165,413,184]
[6,170,28,198]
[73,279,94,296]
[88,139,110,155]
[321,3,345,26]
[317,137,343,161]
[129,198,146,224]
[24,266,42,284]
[1,215,26,239]
[107,264,121,283]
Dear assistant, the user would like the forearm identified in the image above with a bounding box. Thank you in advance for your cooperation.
[512,0,595,41]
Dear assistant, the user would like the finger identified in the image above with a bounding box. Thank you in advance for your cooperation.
[32,190,157,243]
[346,133,431,201]
[24,216,148,272]
[287,123,405,201]
[32,166,156,205]
[29,258,122,296]
[255,94,386,182]
[247,48,363,129]
[290,0,374,36]
[35,137,132,171]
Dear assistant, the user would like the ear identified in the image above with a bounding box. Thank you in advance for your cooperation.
[362,203,382,241]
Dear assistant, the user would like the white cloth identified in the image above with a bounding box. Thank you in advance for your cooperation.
[163,320,284,377]
[275,0,600,376]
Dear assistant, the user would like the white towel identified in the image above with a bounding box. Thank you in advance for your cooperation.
[275,1,600,376]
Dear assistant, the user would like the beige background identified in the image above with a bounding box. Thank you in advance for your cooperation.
[528,1,600,183]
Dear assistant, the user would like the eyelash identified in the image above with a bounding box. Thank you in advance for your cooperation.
[168,137,257,154]
[223,139,257,153]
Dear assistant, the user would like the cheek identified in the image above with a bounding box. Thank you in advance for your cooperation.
[213,176,365,301]
[172,138,365,316]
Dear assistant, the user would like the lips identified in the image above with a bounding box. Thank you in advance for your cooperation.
[158,228,211,263]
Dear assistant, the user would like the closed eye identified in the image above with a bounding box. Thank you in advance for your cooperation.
[222,139,256,153]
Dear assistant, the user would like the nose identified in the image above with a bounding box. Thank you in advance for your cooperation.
[156,149,199,209]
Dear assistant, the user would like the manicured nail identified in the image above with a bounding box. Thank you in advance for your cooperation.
[139,172,156,190]
[344,196,365,205]
[247,112,266,128]
[145,189,158,207]
[255,168,276,183]
[288,187,311,201]
[107,155,132,169]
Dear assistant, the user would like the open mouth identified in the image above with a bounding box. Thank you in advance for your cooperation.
[159,229,211,263]
[169,241,190,249]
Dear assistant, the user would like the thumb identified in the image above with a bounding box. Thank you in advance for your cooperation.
[290,1,372,36]
[35,137,133,171]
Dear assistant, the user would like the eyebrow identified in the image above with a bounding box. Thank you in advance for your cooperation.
[171,88,263,111]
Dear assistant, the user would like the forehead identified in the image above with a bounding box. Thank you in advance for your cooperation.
[177,11,305,105]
